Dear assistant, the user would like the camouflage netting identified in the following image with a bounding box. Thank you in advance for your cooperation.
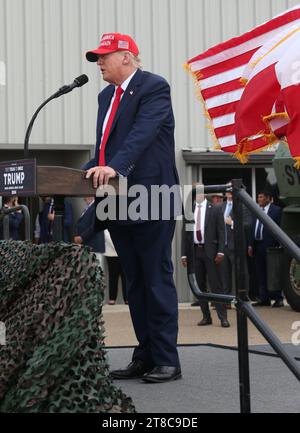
[0,241,135,413]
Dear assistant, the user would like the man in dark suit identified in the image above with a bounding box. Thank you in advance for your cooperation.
[181,189,230,327]
[85,33,181,383]
[220,191,252,301]
[74,197,105,256]
[248,191,284,307]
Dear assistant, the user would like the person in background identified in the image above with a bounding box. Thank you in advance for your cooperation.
[63,198,74,243]
[35,197,74,244]
[74,197,105,266]
[209,193,224,205]
[0,196,23,240]
[248,191,284,307]
[34,197,54,243]
[220,191,234,306]
[103,229,127,305]
[181,188,230,328]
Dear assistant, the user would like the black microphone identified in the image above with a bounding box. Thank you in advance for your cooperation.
[54,74,89,97]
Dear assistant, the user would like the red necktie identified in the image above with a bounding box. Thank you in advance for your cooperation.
[196,205,202,242]
[99,86,124,166]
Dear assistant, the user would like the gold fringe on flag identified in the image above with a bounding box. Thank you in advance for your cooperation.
[234,131,280,164]
[293,157,300,169]
[262,112,290,129]
[183,63,222,151]
[239,77,248,87]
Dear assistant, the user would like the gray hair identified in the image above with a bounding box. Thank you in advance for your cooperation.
[125,51,142,69]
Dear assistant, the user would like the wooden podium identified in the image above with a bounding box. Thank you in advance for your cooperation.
[0,161,120,241]
[0,160,119,197]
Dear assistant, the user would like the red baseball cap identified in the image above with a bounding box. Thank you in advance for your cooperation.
[86,33,139,62]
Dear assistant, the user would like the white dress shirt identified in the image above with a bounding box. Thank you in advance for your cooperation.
[101,69,138,139]
[194,198,207,244]
[224,200,233,218]
[255,203,270,240]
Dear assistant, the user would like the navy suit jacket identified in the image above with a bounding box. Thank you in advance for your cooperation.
[75,202,105,253]
[85,68,181,226]
[250,203,282,249]
[0,211,23,240]
[181,201,225,261]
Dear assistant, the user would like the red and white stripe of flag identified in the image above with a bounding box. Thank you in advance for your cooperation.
[185,5,300,155]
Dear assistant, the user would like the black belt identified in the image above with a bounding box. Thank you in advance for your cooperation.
[194,243,205,248]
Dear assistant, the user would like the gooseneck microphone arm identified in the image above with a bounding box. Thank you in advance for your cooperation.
[24,93,57,159]
[24,74,88,159]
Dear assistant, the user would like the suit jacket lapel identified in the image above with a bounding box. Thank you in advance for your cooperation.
[205,203,212,230]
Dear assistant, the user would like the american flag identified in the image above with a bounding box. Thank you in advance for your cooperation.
[185,5,300,157]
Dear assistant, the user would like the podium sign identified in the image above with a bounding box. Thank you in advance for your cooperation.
[0,159,36,196]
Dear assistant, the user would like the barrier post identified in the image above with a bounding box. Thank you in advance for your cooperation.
[232,179,251,413]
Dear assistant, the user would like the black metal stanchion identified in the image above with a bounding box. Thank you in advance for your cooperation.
[232,179,251,413]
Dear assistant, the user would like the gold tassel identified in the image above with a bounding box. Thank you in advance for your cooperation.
[293,157,300,170]
[239,77,248,87]
[233,132,281,164]
[234,150,249,164]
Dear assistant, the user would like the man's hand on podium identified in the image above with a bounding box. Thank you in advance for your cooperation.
[85,166,117,188]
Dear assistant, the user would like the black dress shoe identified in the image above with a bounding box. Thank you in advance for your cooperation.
[197,317,212,326]
[142,366,182,383]
[272,299,284,308]
[110,360,152,380]
[221,319,230,328]
[252,301,271,307]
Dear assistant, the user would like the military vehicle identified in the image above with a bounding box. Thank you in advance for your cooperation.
[273,143,300,312]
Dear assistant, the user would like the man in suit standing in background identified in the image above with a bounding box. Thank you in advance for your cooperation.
[248,191,284,307]
[220,191,252,302]
[181,188,230,328]
[220,192,234,302]
[85,33,181,383]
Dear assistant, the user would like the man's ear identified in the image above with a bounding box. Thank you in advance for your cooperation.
[122,52,130,65]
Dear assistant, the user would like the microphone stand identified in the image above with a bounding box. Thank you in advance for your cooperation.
[23,75,88,241]
[24,75,87,158]
[24,89,65,159]
[23,88,67,240]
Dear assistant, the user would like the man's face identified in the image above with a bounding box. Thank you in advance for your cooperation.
[257,194,269,207]
[196,193,205,204]
[97,51,126,85]
[211,195,223,204]
[226,192,233,202]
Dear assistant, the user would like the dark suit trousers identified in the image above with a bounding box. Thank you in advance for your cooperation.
[194,245,227,321]
[220,246,235,295]
[106,256,127,302]
[109,220,180,368]
[254,241,283,302]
